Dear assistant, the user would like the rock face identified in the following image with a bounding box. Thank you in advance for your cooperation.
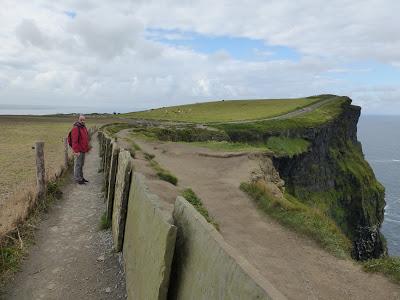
[272,98,386,260]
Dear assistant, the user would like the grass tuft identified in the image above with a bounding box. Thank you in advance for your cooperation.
[131,141,141,151]
[102,123,133,137]
[182,189,219,230]
[0,246,22,280]
[156,172,178,185]
[240,182,352,258]
[144,152,155,160]
[99,212,111,230]
[266,136,310,157]
[144,154,178,186]
[362,257,400,284]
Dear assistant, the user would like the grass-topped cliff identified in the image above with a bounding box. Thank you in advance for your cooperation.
[117,94,386,260]
[122,95,325,123]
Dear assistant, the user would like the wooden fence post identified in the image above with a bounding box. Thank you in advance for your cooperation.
[64,137,69,168]
[35,141,46,200]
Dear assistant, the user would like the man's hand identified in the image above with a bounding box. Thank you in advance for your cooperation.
[74,152,80,156]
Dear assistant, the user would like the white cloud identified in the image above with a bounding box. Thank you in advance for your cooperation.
[0,0,399,113]
[16,19,50,49]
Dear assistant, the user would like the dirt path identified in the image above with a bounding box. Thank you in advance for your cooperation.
[2,140,126,300]
[124,134,400,300]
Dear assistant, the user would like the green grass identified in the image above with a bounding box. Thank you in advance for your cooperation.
[0,115,113,203]
[325,141,386,236]
[182,189,219,230]
[217,96,347,142]
[146,156,178,186]
[123,96,324,123]
[0,247,22,279]
[266,137,310,157]
[118,95,346,156]
[102,122,133,137]
[184,140,272,152]
[99,212,111,230]
[362,257,400,284]
[130,129,308,157]
[144,152,155,160]
[156,172,178,185]
[240,182,352,258]
[131,141,141,151]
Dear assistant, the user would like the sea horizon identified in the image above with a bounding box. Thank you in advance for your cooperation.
[0,104,144,116]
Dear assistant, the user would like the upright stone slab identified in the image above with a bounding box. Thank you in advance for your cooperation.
[169,197,286,300]
[112,150,132,251]
[123,173,177,300]
[103,137,112,196]
[99,132,106,170]
[106,142,120,222]
[99,132,105,159]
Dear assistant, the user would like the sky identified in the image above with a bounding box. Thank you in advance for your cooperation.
[0,0,399,114]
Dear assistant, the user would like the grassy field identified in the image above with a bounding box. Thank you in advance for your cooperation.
[0,116,75,201]
[216,96,347,141]
[0,115,113,235]
[122,96,324,123]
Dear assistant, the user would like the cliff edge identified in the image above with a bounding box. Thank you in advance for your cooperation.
[121,94,387,260]
[272,98,386,260]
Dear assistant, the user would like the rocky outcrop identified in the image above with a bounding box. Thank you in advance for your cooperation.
[272,98,387,260]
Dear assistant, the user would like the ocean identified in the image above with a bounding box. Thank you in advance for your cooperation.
[358,115,400,256]
[0,104,141,115]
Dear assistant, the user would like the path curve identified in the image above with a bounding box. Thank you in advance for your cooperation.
[2,139,126,300]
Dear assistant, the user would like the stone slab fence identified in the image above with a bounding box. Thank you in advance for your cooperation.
[98,130,286,300]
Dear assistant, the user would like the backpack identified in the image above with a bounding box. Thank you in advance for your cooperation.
[67,126,81,148]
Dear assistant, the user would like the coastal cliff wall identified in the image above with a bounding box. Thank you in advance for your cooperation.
[99,95,387,262]
[272,98,386,260]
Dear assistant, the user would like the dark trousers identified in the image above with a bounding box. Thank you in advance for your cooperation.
[74,152,85,182]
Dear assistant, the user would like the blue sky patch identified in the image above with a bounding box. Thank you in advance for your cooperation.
[146,28,300,62]
[327,61,400,86]
[64,11,77,19]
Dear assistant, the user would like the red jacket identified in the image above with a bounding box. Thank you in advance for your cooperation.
[71,122,90,153]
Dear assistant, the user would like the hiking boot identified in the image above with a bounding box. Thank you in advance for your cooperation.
[77,180,86,185]
[83,178,89,183]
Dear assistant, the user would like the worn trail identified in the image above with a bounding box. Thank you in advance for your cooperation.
[2,140,126,300]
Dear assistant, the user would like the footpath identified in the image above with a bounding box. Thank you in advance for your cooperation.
[2,140,126,300]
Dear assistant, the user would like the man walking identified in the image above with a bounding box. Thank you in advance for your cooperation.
[71,114,90,184]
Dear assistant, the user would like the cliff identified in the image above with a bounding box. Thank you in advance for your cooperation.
[120,95,387,260]
[272,98,386,260]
